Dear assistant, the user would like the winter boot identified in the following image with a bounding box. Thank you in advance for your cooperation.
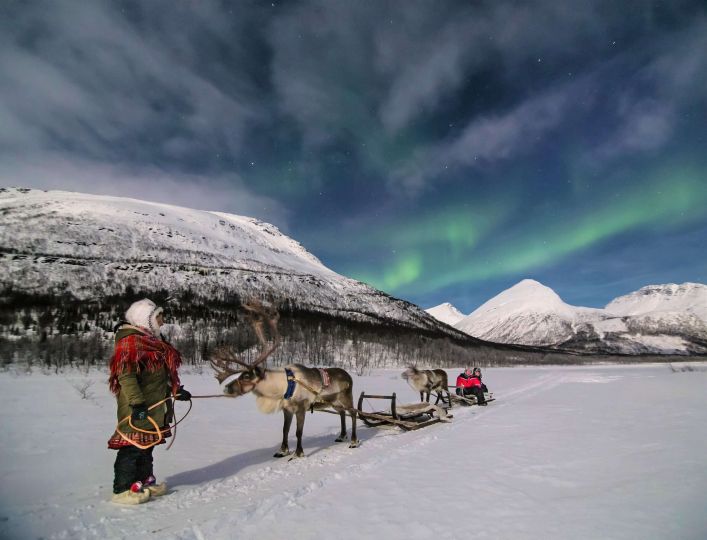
[143,475,168,497]
[111,488,151,505]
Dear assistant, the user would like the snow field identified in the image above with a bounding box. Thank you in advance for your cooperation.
[1,364,707,539]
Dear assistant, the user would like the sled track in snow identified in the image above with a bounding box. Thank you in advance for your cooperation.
[495,372,564,402]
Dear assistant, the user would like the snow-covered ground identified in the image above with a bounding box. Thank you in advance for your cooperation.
[2,364,707,540]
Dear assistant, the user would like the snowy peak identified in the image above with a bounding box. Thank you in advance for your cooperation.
[426,302,466,326]
[606,283,707,321]
[466,279,575,317]
[454,279,589,347]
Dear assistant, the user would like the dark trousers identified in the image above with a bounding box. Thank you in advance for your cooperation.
[458,386,486,404]
[113,446,154,493]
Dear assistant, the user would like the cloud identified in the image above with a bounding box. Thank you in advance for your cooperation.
[0,155,289,226]
[376,8,484,134]
[444,85,581,165]
[377,1,612,134]
[267,1,386,148]
[604,99,675,153]
[0,1,261,163]
[389,77,595,193]
[0,1,289,224]
[591,16,707,161]
[266,1,616,146]
[389,12,707,195]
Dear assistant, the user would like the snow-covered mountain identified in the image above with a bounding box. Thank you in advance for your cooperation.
[454,279,707,355]
[426,302,466,326]
[0,187,451,333]
[455,280,605,347]
[606,283,707,319]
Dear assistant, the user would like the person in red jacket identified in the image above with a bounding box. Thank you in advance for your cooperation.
[455,367,488,405]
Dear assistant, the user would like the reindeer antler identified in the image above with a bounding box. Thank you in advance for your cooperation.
[210,346,248,384]
[242,301,280,368]
[210,301,281,383]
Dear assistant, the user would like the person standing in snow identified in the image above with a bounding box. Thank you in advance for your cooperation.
[455,367,488,405]
[106,299,191,505]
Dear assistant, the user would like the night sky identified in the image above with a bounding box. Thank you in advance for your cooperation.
[1,1,705,312]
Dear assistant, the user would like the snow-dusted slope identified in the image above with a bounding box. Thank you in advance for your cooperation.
[606,283,707,319]
[0,187,450,333]
[455,279,707,355]
[1,187,330,275]
[426,302,466,326]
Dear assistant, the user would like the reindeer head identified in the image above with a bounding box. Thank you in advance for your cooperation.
[402,366,429,393]
[401,366,420,381]
[210,302,280,397]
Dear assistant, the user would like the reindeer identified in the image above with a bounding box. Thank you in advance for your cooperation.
[402,366,451,406]
[211,303,358,458]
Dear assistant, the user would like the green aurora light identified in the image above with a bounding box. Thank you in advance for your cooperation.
[352,167,706,296]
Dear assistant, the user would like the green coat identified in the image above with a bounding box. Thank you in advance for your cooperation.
[114,327,172,434]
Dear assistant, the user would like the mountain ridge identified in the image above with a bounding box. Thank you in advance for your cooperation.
[444,279,707,355]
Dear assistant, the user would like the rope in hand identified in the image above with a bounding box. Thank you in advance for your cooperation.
[115,393,227,450]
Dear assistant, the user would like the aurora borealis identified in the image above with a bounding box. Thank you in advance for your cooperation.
[0,1,705,311]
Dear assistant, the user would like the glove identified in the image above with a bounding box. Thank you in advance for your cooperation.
[175,385,191,401]
[131,403,148,421]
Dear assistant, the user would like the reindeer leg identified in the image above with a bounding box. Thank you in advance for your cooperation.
[335,409,348,442]
[345,395,359,448]
[435,389,448,405]
[274,409,293,458]
[337,393,359,448]
[419,391,424,402]
[294,408,306,458]
[349,408,359,449]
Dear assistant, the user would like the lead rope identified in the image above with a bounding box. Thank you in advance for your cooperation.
[116,397,174,450]
[115,394,227,450]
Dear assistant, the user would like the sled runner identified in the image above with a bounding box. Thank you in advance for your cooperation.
[447,387,495,407]
[355,392,452,431]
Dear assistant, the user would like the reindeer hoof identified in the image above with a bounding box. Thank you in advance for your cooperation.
[335,436,348,442]
[349,440,360,448]
[274,450,291,458]
[294,449,305,458]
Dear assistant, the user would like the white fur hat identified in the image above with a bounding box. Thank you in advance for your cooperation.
[125,298,163,337]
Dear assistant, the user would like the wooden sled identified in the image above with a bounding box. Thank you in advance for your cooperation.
[448,386,495,407]
[356,392,452,431]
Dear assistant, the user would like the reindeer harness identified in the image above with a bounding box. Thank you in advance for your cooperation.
[283,368,331,400]
[284,368,297,399]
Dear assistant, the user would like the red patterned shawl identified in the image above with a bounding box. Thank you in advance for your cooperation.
[108,332,182,395]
